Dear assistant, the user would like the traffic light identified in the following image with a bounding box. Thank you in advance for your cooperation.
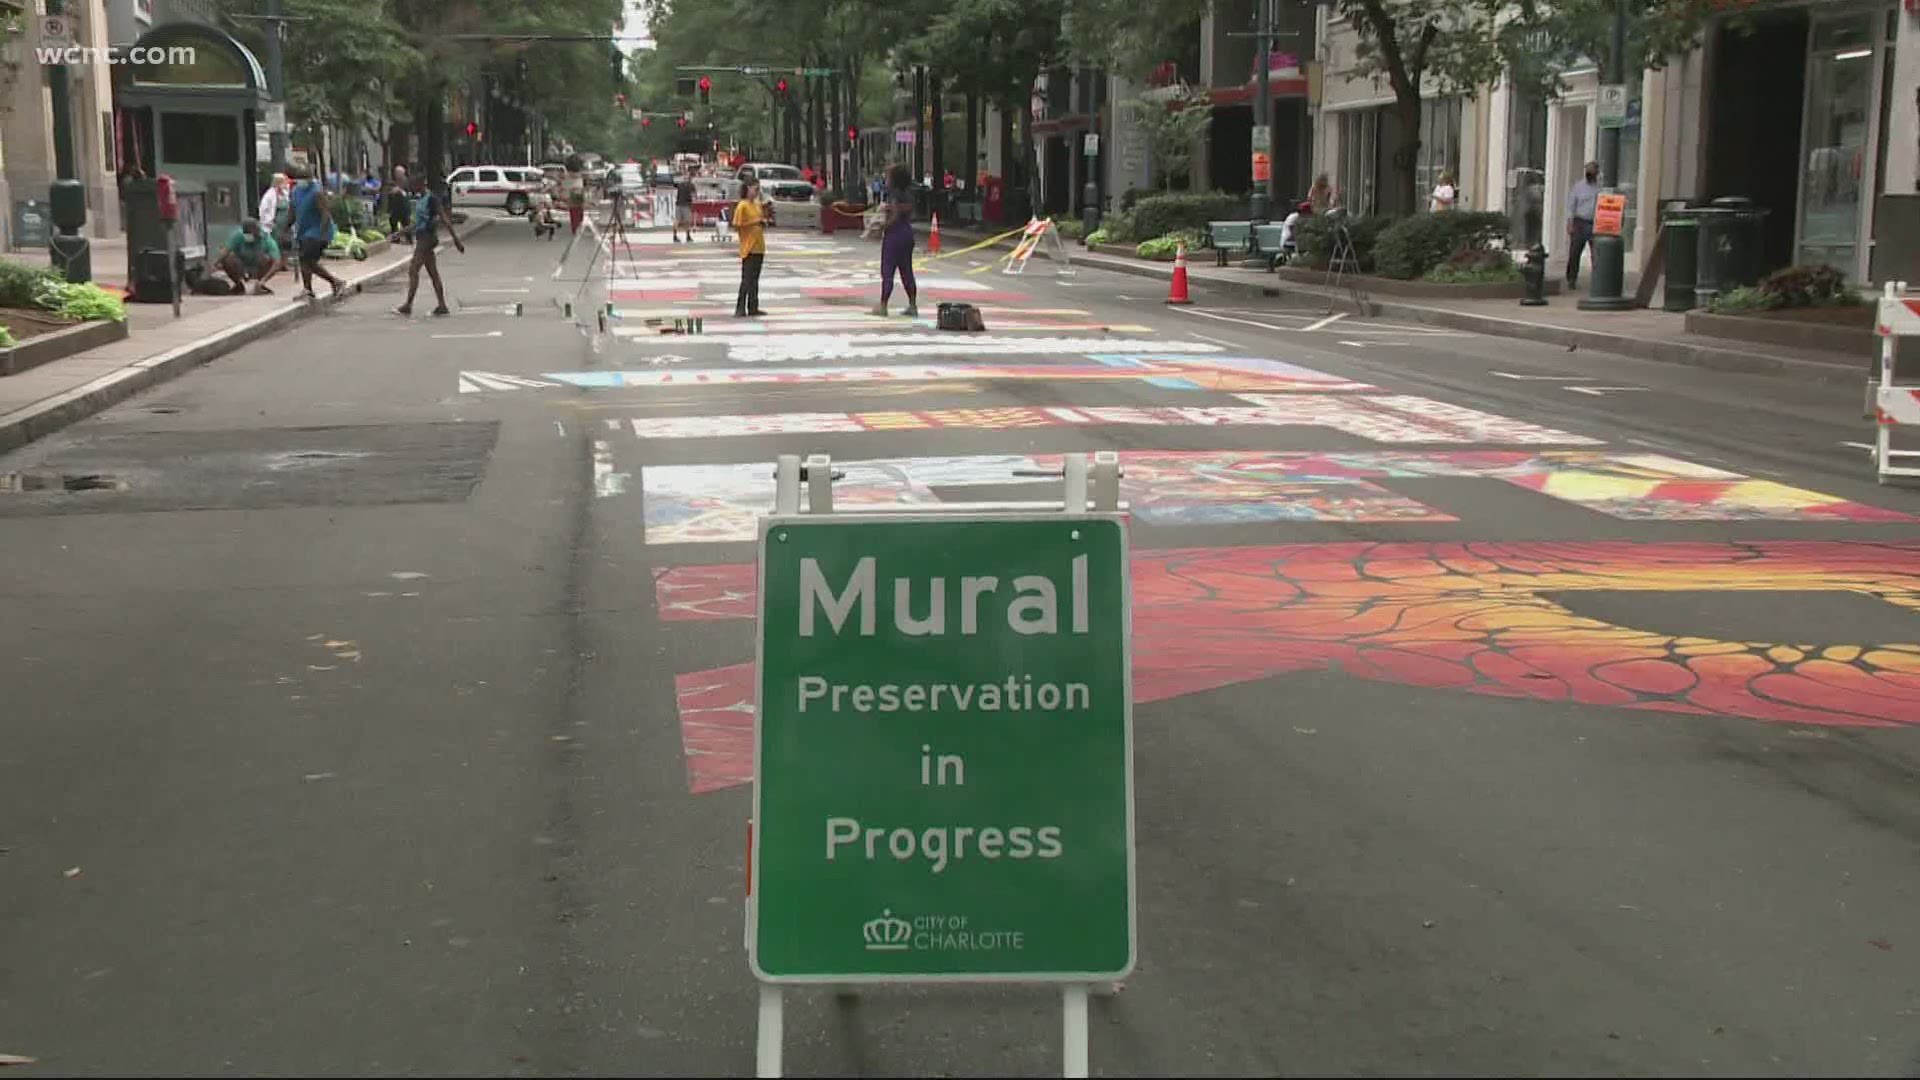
[641,116,652,128]
[675,76,695,97]
[676,115,687,129]
[464,121,478,138]
[614,92,626,107]
[775,77,788,97]
[698,75,712,105]
[847,126,857,143]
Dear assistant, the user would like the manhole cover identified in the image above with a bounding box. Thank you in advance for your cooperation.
[0,472,127,493]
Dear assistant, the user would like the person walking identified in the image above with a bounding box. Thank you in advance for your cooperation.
[871,163,919,318]
[393,174,465,317]
[673,172,697,243]
[385,165,412,239]
[258,171,291,270]
[288,165,349,300]
[1565,160,1601,289]
[731,176,767,318]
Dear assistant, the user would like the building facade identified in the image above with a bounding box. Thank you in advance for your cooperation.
[2,0,122,248]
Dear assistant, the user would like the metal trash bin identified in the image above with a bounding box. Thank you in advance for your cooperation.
[1662,206,1700,312]
[1709,195,1769,287]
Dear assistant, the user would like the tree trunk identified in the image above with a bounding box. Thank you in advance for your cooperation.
[1388,92,1421,216]
[964,91,979,194]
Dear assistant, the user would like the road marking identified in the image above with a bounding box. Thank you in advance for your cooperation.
[1840,440,1877,452]
[480,287,531,294]
[433,330,504,339]
[458,371,558,393]
[592,440,629,498]
[555,421,567,437]
[1337,340,1410,348]
[1192,333,1239,348]
[1303,312,1347,332]
[1566,385,1649,396]
[1490,370,1595,381]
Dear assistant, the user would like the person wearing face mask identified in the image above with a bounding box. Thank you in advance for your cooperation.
[1565,160,1601,289]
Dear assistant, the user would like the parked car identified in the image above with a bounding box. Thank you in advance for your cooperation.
[446,165,543,215]
[737,163,814,227]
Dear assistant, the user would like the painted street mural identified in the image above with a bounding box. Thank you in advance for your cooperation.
[637,451,1910,544]
[457,356,1374,395]
[607,333,1225,363]
[658,540,1920,793]
[623,397,1598,444]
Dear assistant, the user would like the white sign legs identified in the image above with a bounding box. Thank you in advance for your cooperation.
[1874,281,1920,482]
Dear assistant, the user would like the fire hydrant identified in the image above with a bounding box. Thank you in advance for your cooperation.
[1520,244,1549,306]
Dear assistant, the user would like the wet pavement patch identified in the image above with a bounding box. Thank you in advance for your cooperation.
[0,422,498,516]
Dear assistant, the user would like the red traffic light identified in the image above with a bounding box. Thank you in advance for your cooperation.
[464,121,478,137]
[676,116,687,128]
[775,78,788,94]
[697,75,711,91]
[847,126,857,142]
[641,116,652,127]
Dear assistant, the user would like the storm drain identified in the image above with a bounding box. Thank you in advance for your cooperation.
[0,472,127,493]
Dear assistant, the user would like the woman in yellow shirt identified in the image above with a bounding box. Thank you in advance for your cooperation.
[732,177,767,317]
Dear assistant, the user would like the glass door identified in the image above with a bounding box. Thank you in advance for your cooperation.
[1796,12,1876,270]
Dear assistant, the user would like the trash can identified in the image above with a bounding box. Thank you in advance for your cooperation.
[1692,206,1738,307]
[1662,207,1700,312]
[1709,195,1769,287]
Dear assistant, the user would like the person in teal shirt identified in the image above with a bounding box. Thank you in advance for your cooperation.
[217,217,281,295]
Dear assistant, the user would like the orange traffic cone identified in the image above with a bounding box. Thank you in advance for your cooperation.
[929,212,942,255]
[1167,241,1194,305]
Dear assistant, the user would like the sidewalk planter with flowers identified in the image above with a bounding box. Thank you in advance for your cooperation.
[1685,263,1884,357]
[0,261,130,377]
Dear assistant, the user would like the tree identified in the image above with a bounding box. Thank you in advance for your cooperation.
[1124,83,1212,191]
[1061,0,1206,81]
[1337,0,1717,215]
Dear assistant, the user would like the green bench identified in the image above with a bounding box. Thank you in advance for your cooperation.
[1252,224,1291,270]
[1206,221,1254,266]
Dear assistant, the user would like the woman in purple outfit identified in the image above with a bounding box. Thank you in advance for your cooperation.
[871,163,919,318]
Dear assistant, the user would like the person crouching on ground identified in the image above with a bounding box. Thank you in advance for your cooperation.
[394,174,465,317]
[732,176,767,317]
[872,163,919,318]
[218,217,281,295]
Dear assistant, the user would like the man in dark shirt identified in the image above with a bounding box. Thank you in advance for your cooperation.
[673,174,697,243]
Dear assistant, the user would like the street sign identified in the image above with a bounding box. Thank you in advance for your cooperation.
[1595,192,1627,236]
[262,102,288,134]
[1250,124,1270,153]
[1252,151,1272,183]
[1083,133,1099,157]
[1598,84,1629,129]
[749,513,1135,983]
[40,14,73,50]
[630,107,643,120]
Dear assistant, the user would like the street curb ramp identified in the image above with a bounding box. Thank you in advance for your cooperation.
[0,217,495,455]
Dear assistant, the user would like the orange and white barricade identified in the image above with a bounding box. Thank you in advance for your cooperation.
[1001,217,1074,277]
[1874,281,1920,483]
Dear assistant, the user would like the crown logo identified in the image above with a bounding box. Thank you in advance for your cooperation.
[862,908,911,951]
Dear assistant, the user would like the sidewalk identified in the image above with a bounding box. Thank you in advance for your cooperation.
[923,222,1871,386]
[1,219,493,454]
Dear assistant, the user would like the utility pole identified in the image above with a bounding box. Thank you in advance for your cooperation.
[1228,0,1296,223]
[265,0,286,170]
[44,0,89,282]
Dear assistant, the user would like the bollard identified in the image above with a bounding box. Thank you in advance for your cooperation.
[1520,244,1549,307]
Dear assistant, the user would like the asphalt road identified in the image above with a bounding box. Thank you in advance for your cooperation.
[2,212,1917,1077]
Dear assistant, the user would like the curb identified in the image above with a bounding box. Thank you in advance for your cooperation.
[1063,249,1864,386]
[0,218,494,456]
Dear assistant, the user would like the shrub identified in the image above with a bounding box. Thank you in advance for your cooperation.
[1136,229,1205,261]
[0,259,60,308]
[1085,227,1112,246]
[1090,210,1138,246]
[1373,210,1509,280]
[1708,286,1776,314]
[1757,263,1850,308]
[33,279,125,322]
[1423,246,1520,284]
[1291,213,1396,273]
[1131,192,1248,241]
[1055,218,1086,241]
[0,323,14,348]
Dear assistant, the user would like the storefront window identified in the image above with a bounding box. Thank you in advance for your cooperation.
[1506,90,1547,247]
[1797,12,1876,270]
[1335,109,1378,216]
[1416,96,1463,204]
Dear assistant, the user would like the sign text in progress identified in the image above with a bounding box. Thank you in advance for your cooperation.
[750,515,1135,983]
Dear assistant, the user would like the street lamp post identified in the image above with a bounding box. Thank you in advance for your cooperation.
[1578,0,1634,312]
[44,0,90,282]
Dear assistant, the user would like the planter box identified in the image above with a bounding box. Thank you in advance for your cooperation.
[0,317,129,377]
[1684,309,1877,355]
[820,203,869,234]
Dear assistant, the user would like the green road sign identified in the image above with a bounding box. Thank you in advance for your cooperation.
[749,513,1135,983]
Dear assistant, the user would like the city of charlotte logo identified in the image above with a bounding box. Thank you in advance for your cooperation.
[863,908,911,951]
